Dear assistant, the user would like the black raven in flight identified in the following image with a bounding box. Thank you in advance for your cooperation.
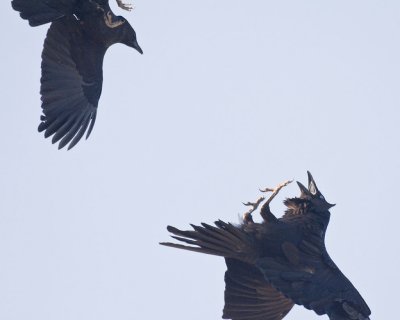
[161,172,371,320]
[12,0,142,149]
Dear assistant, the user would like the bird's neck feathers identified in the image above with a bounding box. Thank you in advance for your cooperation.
[283,197,309,217]
[282,197,331,229]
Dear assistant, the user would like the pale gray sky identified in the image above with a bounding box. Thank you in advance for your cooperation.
[0,1,399,319]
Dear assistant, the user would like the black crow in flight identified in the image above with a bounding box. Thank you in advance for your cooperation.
[161,172,371,320]
[12,0,142,149]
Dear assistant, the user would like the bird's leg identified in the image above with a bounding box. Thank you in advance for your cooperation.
[116,0,134,11]
[259,180,293,223]
[242,196,265,224]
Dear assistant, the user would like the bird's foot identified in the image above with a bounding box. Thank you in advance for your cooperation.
[242,196,265,224]
[242,179,292,224]
[260,179,293,207]
[116,0,134,11]
[258,179,293,223]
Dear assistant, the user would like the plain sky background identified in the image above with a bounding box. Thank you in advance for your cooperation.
[0,0,399,319]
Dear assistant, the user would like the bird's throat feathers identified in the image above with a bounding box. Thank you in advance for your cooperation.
[283,197,331,221]
[283,197,310,217]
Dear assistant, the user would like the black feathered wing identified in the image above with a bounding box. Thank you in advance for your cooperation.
[256,238,371,320]
[161,221,260,264]
[161,222,295,320]
[39,16,106,149]
[224,259,294,320]
[11,0,76,26]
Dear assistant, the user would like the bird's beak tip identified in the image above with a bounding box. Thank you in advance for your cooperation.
[129,40,143,54]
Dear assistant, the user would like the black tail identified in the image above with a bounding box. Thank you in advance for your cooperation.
[160,220,258,264]
[11,0,75,26]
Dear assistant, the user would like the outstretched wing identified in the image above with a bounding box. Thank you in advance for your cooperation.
[223,259,294,320]
[161,221,260,264]
[161,222,295,320]
[256,239,371,320]
[39,16,106,150]
[11,0,75,26]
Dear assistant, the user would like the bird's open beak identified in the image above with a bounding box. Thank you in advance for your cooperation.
[297,181,312,198]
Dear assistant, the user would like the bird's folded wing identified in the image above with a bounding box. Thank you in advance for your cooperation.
[256,240,371,319]
[223,259,294,320]
[39,16,106,150]
[11,0,75,26]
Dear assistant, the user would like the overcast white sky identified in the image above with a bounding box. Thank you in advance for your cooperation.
[0,0,399,319]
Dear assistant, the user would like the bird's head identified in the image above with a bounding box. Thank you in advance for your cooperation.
[296,171,335,212]
[117,18,143,54]
[101,11,143,54]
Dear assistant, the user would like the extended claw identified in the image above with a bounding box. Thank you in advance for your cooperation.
[261,179,293,204]
[260,187,274,193]
[116,0,134,11]
[242,196,265,224]
[242,179,293,224]
[259,179,293,222]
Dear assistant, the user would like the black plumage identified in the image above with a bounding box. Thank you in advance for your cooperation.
[161,172,371,320]
[12,0,142,149]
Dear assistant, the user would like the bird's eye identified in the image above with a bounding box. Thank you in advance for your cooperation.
[319,194,325,200]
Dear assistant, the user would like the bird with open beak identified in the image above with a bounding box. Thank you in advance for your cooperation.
[161,171,371,320]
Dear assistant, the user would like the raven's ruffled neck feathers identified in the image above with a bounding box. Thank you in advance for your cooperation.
[282,197,331,233]
[283,197,311,218]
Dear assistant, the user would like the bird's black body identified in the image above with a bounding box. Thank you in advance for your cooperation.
[12,0,142,149]
[161,172,371,320]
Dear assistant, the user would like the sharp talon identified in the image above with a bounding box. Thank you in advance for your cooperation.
[260,180,293,193]
[243,201,260,207]
[116,0,134,11]
[260,187,274,193]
